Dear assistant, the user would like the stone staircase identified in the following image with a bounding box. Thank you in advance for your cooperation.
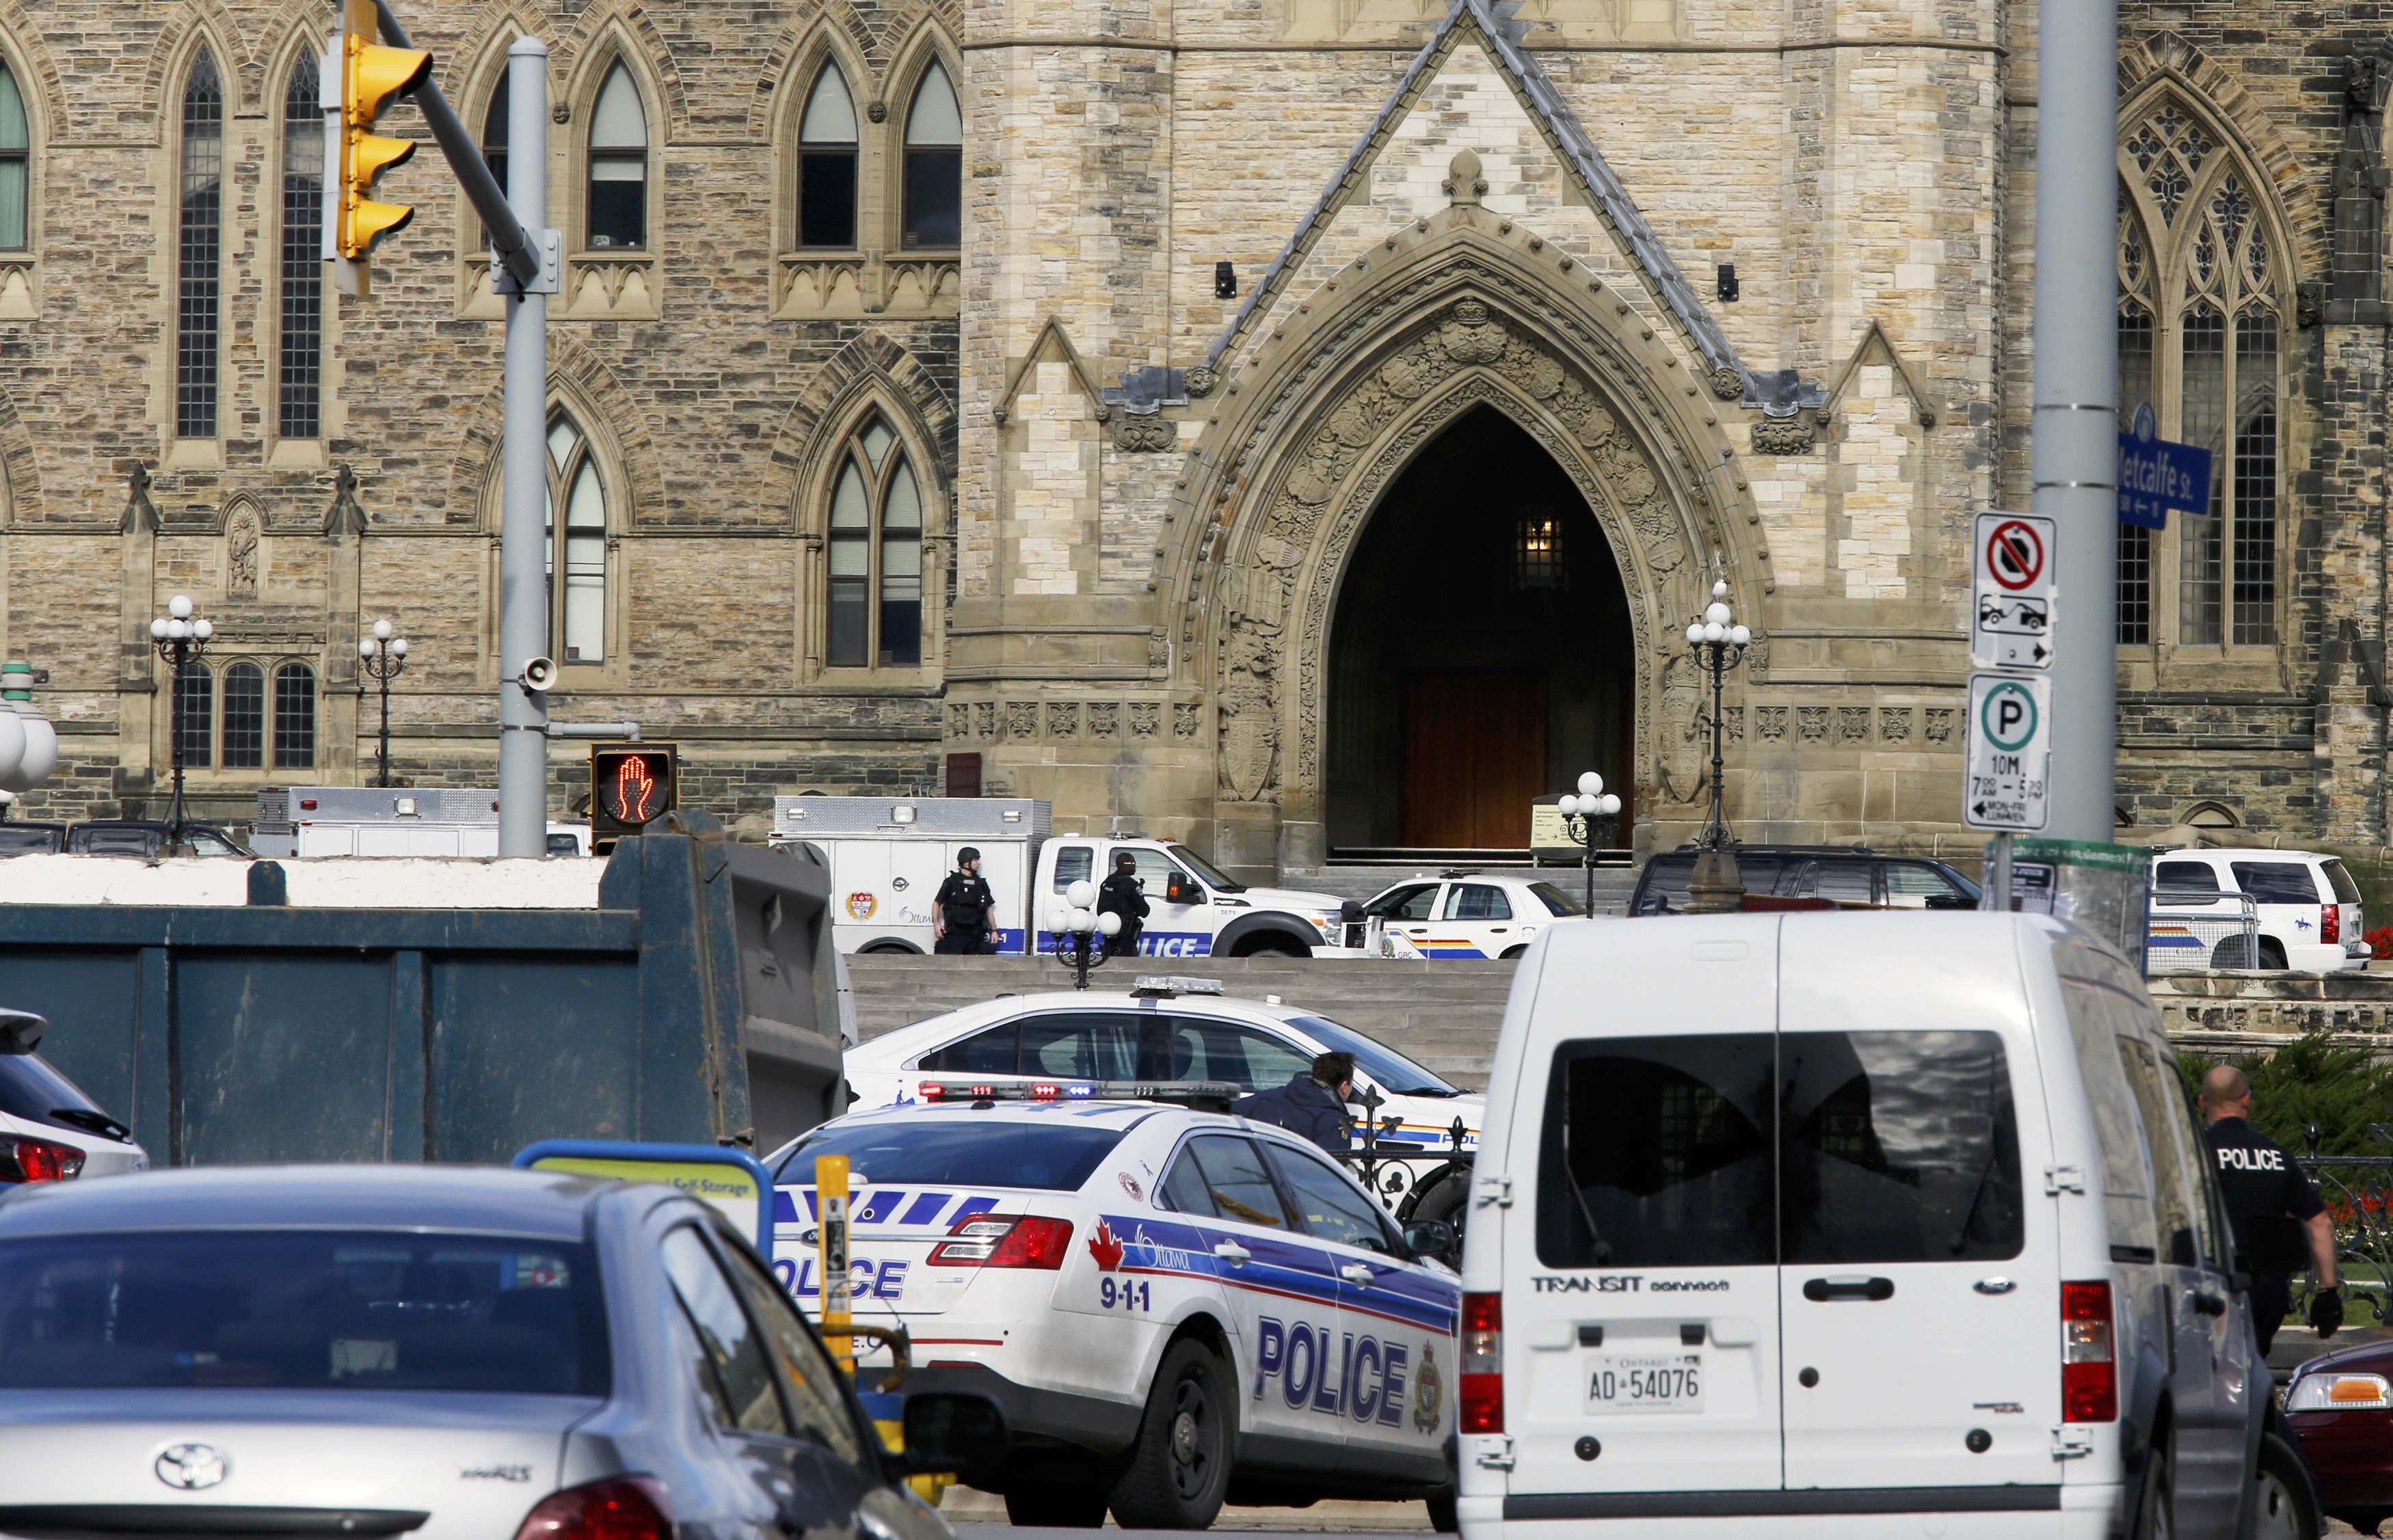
[1286,862,1642,915]
[844,954,1519,1090]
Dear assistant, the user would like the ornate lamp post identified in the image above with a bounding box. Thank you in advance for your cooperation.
[1683,578,1750,912]
[0,660,61,820]
[1556,770,1623,917]
[357,619,410,789]
[1047,878,1123,991]
[148,595,214,843]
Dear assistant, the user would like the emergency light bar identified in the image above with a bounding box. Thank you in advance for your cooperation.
[916,1079,1242,1111]
[1129,975,1225,998]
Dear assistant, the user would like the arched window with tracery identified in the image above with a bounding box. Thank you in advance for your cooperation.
[2115,96,2284,649]
[585,62,647,249]
[901,59,961,250]
[826,415,924,668]
[177,49,224,439]
[280,53,324,440]
[0,59,31,250]
[797,62,857,249]
[544,411,611,663]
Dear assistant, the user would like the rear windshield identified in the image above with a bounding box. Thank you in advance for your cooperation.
[0,1232,607,1394]
[0,826,59,855]
[2230,861,2323,906]
[1286,1014,1461,1097]
[774,1119,1126,1191]
[2325,860,2364,905]
[0,1052,121,1139]
[1629,854,1788,916]
[1529,882,1584,918]
[1538,1030,2023,1269]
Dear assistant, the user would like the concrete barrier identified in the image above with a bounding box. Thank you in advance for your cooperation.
[2148,970,2393,1054]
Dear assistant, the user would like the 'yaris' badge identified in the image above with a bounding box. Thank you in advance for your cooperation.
[155,1443,229,1491]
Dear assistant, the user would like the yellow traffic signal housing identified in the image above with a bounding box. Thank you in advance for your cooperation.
[336,0,429,262]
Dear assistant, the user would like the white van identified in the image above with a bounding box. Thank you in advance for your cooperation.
[1458,912,2312,1540]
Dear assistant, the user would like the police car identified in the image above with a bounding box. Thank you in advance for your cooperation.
[764,1087,1463,1530]
[845,978,1482,1221]
[1361,872,1589,959]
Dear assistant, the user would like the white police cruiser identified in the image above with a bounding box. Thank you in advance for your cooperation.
[1361,872,1591,960]
[764,1086,1464,1530]
[845,978,1482,1224]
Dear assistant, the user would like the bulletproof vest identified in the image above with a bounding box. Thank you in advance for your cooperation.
[941,876,989,930]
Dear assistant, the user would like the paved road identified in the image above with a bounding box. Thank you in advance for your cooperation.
[959,1531,1428,1540]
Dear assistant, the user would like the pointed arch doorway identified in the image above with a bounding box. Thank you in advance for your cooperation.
[1324,405,1635,853]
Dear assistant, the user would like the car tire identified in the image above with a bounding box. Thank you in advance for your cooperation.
[2260,938,2290,972]
[1004,1485,1110,1527]
[1427,1490,1459,1533]
[2133,1433,2174,1540]
[1109,1338,1234,1529]
[1406,1170,1471,1252]
[2254,1431,2321,1540]
[2212,935,2256,969]
[1233,936,1309,959]
[1499,945,1527,960]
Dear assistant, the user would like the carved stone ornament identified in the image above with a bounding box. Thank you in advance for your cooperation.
[1797,706,1829,744]
[868,98,888,123]
[946,703,971,739]
[1089,701,1119,737]
[1751,413,1817,456]
[1185,365,1218,399]
[551,103,570,124]
[323,462,368,539]
[1173,703,1200,740]
[120,463,159,536]
[1005,701,1037,739]
[1836,706,1870,743]
[1130,703,1160,737]
[1756,706,1787,742]
[1114,415,1177,454]
[1443,150,1488,208]
[1218,614,1281,802]
[1048,702,1080,738]
[1722,706,1743,743]
[1880,707,1912,744]
[1924,707,1956,743]
[974,702,996,739]
[1710,365,1746,402]
[226,507,260,599]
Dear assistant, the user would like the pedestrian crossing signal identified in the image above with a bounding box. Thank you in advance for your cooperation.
[590,743,677,843]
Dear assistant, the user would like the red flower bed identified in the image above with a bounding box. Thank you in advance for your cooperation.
[2368,926,2393,960]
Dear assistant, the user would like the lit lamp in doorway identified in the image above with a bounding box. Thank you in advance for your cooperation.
[1555,772,1622,919]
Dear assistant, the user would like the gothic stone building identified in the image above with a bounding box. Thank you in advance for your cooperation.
[0,0,2388,877]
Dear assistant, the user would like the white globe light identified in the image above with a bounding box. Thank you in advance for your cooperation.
[1071,906,1097,934]
[149,618,169,639]
[1558,794,1581,817]
[1729,624,1752,646]
[1097,911,1123,937]
[390,638,409,658]
[166,619,189,640]
[1704,621,1726,643]
[1712,579,1729,598]
[191,619,213,640]
[0,709,21,785]
[1685,622,1707,645]
[359,638,378,658]
[1,711,54,792]
[1599,793,1622,816]
[1065,878,1097,909]
[373,619,393,640]
[168,595,192,620]
[1577,771,1603,797]
[1705,602,1732,626]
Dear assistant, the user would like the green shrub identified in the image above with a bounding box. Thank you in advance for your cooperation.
[2176,1032,2393,1158]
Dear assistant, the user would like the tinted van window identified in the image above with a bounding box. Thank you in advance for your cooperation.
[1780,1031,2023,1265]
[775,1120,1124,1191]
[2230,861,2322,906]
[1538,1034,1775,1269]
[2154,859,2219,894]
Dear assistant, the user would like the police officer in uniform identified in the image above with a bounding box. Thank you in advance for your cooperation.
[1097,852,1150,958]
[933,847,997,956]
[1233,1051,1358,1159]
[2200,1065,2340,1355]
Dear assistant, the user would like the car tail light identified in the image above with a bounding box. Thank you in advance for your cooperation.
[927,1215,1073,1269]
[2061,1281,2116,1422]
[918,1082,944,1102]
[2325,904,2342,945]
[0,1134,85,1183]
[510,1477,670,1540]
[1460,1291,1503,1434]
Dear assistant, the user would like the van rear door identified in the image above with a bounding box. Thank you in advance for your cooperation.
[1775,925,2061,1493]
[1506,925,1782,1497]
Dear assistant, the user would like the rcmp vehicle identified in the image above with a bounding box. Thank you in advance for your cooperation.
[844,977,1482,1225]
[1362,872,1589,960]
[250,787,591,858]
[2148,847,2368,973]
[766,1087,1465,1529]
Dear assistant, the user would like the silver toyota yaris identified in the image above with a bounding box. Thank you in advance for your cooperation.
[0,1165,1004,1539]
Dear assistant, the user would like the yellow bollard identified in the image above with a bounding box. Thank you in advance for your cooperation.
[815,1154,851,1375]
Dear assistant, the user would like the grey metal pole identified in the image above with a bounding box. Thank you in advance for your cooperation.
[2031,0,2119,843]
[497,36,549,857]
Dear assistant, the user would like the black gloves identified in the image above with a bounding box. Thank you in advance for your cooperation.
[2310,1286,2345,1339]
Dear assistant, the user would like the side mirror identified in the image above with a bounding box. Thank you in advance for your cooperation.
[1164,876,1194,904]
[888,1392,1008,1485]
[1403,1219,1458,1264]
[0,1008,44,1054]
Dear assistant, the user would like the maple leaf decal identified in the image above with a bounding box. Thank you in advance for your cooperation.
[1088,1221,1125,1272]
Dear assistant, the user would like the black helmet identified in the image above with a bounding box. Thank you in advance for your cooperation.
[958,846,981,865]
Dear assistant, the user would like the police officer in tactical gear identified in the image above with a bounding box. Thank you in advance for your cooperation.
[1097,852,1150,958]
[1232,1051,1357,1159]
[2201,1064,2340,1355]
[933,847,998,956]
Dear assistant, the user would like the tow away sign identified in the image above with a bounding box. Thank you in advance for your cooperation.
[1971,511,2055,671]
[1964,673,2051,832]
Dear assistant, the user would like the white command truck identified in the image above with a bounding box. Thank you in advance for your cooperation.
[249,787,593,858]
[771,796,1367,958]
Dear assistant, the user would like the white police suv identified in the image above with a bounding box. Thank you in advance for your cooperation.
[1361,873,1591,960]
[764,1088,1465,1530]
[844,979,1482,1221]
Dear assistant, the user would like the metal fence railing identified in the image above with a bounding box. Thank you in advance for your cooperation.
[2146,887,2262,974]
[2297,1142,2393,1327]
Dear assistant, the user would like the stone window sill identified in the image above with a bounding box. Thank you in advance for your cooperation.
[564,251,660,319]
[163,437,222,471]
[775,253,958,320]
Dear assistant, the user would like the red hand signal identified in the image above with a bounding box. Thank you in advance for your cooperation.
[613,753,658,823]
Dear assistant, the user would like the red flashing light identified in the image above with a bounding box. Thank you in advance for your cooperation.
[918,1083,944,1102]
[2061,1280,2117,1422]
[510,1477,671,1540]
[1460,1291,1503,1434]
[1030,1083,1064,1100]
[298,798,318,811]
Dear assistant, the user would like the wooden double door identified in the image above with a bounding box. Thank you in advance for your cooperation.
[1400,670,1547,849]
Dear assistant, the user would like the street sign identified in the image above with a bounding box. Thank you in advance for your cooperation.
[1970,511,2056,670]
[1964,673,2052,832]
[2117,403,2214,530]
[512,1139,775,1256]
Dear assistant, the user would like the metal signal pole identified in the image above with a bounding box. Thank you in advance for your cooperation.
[496,36,553,857]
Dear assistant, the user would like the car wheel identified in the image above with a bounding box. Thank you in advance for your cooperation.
[2211,935,2256,969]
[1499,945,1528,960]
[2254,1432,2321,1540]
[1406,1171,1470,1253]
[1233,936,1309,959]
[1004,1485,1110,1527]
[2133,1434,2174,1540]
[2261,938,2290,972]
[1427,1490,1459,1533]
[1110,1339,1233,1529]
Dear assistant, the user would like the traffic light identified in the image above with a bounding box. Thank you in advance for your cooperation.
[590,742,678,843]
[335,0,429,265]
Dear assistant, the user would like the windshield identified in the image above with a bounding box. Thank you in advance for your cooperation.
[1529,882,1585,917]
[0,826,59,855]
[1164,844,1246,894]
[1285,1014,1461,1097]
[775,1119,1127,1191]
[0,1052,122,1139]
[0,1232,608,1393]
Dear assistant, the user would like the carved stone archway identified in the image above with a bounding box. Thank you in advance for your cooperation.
[1170,214,1759,872]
